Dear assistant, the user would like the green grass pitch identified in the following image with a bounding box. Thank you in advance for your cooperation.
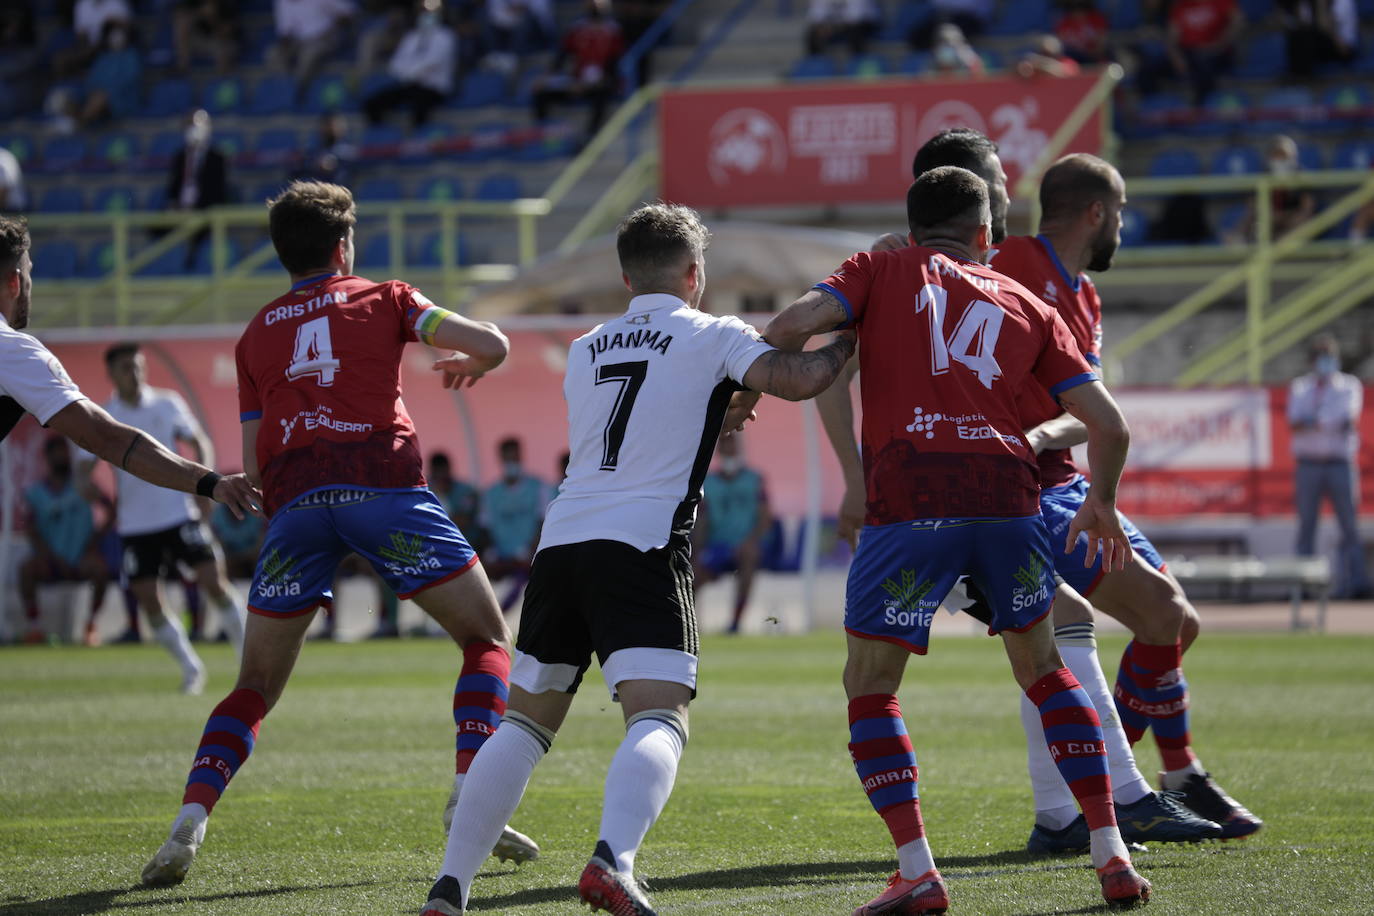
[2,630,1372,914]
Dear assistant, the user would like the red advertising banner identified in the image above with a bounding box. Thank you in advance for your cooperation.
[659,74,1106,209]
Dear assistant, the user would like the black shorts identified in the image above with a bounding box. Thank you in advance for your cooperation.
[513,536,699,697]
[122,521,217,581]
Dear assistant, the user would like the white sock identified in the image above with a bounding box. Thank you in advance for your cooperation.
[215,592,247,656]
[597,710,687,876]
[154,616,202,677]
[438,713,550,907]
[1059,644,1152,805]
[1089,825,1131,871]
[1162,759,1207,789]
[1019,693,1079,826]
[897,837,936,880]
[171,802,208,844]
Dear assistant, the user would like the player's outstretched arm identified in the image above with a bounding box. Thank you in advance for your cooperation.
[760,288,851,353]
[47,399,263,519]
[1056,379,1131,570]
[814,355,864,547]
[1025,411,1088,454]
[430,314,510,389]
[742,331,855,403]
[241,418,263,489]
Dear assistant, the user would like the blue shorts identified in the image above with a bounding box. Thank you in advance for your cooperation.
[248,487,478,617]
[1039,477,1165,597]
[698,542,740,576]
[845,516,1056,654]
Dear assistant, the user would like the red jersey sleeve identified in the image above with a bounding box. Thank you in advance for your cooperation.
[235,337,261,422]
[1081,278,1104,368]
[816,251,877,328]
[1032,307,1097,400]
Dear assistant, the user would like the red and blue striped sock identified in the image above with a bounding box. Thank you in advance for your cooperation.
[453,641,510,775]
[848,694,925,849]
[1113,640,1195,771]
[182,688,267,813]
[1027,668,1115,831]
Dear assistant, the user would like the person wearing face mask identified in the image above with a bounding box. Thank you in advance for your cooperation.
[18,436,115,645]
[530,0,624,141]
[480,437,547,611]
[362,0,457,128]
[694,432,773,634]
[76,20,143,125]
[164,108,229,270]
[1289,334,1371,600]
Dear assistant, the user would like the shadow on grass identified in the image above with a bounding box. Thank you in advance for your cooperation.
[0,880,381,915]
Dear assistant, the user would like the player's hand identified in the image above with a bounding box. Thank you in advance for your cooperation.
[723,390,762,434]
[212,474,264,521]
[837,482,865,550]
[433,353,496,389]
[1064,497,1133,572]
[870,232,909,253]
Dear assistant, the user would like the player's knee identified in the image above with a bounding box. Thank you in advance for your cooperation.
[1050,588,1093,627]
[1137,576,1187,643]
[1179,601,1201,651]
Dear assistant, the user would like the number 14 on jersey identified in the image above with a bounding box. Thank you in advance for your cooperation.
[915,284,1004,389]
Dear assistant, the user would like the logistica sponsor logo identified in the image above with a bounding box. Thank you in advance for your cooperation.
[255,548,302,599]
[904,406,1022,446]
[880,569,939,628]
[1010,553,1050,612]
[378,531,440,577]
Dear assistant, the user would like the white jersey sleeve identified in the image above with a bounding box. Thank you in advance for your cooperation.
[0,319,87,432]
[537,295,774,553]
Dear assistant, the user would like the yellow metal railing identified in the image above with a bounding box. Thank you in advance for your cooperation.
[1108,170,1374,386]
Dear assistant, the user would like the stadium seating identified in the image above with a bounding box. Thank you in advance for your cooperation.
[92,185,139,213]
[39,187,86,213]
[1235,32,1287,80]
[418,177,464,202]
[354,178,405,202]
[200,77,246,116]
[1149,149,1202,178]
[247,75,296,117]
[40,135,87,172]
[357,232,395,269]
[94,132,141,171]
[1211,146,1264,176]
[789,56,839,80]
[304,75,352,114]
[1333,141,1374,172]
[142,79,195,119]
[845,54,890,79]
[457,71,509,109]
[411,231,473,267]
[32,241,79,278]
[475,174,522,201]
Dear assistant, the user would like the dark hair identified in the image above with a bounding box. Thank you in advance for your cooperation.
[0,215,30,276]
[268,180,357,275]
[498,437,521,453]
[912,128,999,180]
[104,341,141,367]
[907,166,990,241]
[616,203,711,292]
[429,450,451,469]
[1039,153,1121,225]
[44,434,68,456]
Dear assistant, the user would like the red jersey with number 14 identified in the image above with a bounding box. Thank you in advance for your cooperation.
[236,274,445,514]
[818,246,1097,524]
[992,235,1103,489]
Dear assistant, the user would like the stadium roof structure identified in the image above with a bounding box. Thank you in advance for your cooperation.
[467,222,878,316]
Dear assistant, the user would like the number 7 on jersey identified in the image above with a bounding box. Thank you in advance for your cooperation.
[595,361,647,470]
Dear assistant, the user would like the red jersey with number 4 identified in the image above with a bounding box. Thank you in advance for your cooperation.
[236,274,441,514]
[992,235,1103,489]
[818,246,1097,524]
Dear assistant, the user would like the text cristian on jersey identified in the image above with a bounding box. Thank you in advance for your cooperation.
[585,327,674,364]
[263,288,350,326]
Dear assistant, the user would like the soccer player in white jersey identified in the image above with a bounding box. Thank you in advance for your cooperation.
[0,216,260,542]
[78,341,248,694]
[420,204,856,916]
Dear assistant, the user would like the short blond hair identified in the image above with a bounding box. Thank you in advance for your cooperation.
[268,180,357,275]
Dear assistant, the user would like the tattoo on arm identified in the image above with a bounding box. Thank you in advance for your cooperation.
[755,333,856,401]
[119,431,147,470]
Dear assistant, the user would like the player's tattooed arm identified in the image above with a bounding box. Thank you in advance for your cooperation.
[741,330,856,402]
[761,288,851,353]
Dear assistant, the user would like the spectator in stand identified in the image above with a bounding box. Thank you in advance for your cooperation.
[292,112,357,186]
[0,4,42,119]
[1230,135,1316,243]
[357,0,411,72]
[694,433,772,635]
[78,20,142,124]
[165,109,230,270]
[1280,0,1358,77]
[1288,333,1372,599]
[270,0,357,97]
[429,450,483,553]
[0,146,26,213]
[1054,0,1112,65]
[930,22,984,76]
[1016,34,1081,79]
[485,0,554,74]
[363,0,457,128]
[804,0,880,59]
[910,0,993,49]
[531,0,624,140]
[18,436,114,645]
[173,1,241,75]
[1165,0,1243,105]
[615,0,668,86]
[211,497,264,581]
[481,436,546,611]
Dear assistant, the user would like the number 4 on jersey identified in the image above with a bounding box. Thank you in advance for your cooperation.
[915,284,1004,389]
[286,315,341,386]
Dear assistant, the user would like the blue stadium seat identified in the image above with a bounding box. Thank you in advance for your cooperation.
[38,186,85,213]
[247,75,296,116]
[146,130,184,169]
[1149,148,1201,177]
[201,76,246,115]
[145,185,168,211]
[360,123,406,151]
[41,135,86,172]
[357,232,395,269]
[242,22,276,65]
[399,123,453,163]
[253,128,301,167]
[418,177,463,202]
[474,174,521,200]
[1106,0,1143,30]
[1296,143,1324,171]
[978,48,1003,70]
[1235,32,1285,79]
[214,130,247,160]
[92,185,138,213]
[987,0,1050,36]
[513,132,575,162]
[846,54,890,79]
[353,178,405,201]
[142,79,194,118]
[81,241,115,278]
[304,74,352,114]
[1214,203,1248,241]
[1119,207,1148,248]
[1262,86,1315,110]
[94,132,140,171]
[898,51,931,75]
[1237,0,1272,19]
[789,56,838,80]
[1323,83,1372,115]
[457,70,508,108]
[191,238,242,274]
[881,2,929,42]
[32,241,79,278]
[1211,146,1263,175]
[410,231,473,267]
[1194,89,1248,134]
[253,181,290,205]
[461,121,513,162]
[1333,140,1374,171]
[137,244,191,277]
[0,134,35,167]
